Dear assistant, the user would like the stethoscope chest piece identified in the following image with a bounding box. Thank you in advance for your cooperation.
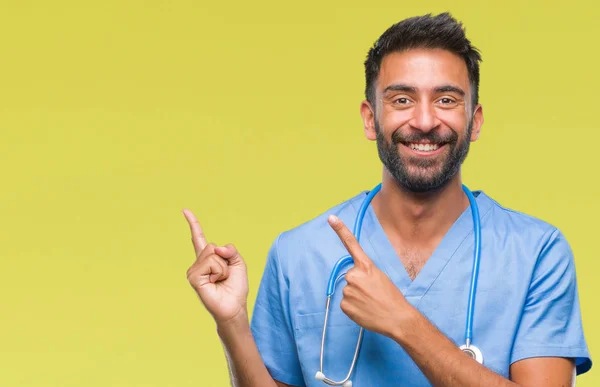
[459,343,483,364]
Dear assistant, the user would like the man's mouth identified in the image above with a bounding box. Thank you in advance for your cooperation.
[406,142,441,152]
[399,141,449,155]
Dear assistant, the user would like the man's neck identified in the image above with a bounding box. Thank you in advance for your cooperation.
[371,170,470,249]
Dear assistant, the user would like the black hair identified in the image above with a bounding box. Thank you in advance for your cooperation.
[364,12,482,109]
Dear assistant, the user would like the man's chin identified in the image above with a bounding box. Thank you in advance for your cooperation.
[402,155,445,169]
[404,164,444,178]
[400,180,448,193]
[391,169,450,193]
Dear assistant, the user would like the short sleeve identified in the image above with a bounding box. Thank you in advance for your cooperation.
[510,229,592,375]
[250,235,305,386]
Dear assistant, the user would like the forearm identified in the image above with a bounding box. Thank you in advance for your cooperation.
[217,311,278,387]
[393,306,518,387]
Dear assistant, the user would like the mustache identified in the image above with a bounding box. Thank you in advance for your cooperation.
[391,130,458,145]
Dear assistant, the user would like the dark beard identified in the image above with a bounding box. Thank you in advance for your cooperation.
[375,119,472,193]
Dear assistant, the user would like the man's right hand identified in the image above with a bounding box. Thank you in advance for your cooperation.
[183,209,249,325]
[183,209,295,387]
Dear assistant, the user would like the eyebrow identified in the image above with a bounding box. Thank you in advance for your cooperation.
[434,85,466,96]
[383,84,417,95]
[382,83,466,97]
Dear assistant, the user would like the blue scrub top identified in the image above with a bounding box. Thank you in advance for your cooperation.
[250,188,592,386]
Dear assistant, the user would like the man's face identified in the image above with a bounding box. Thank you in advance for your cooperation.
[363,48,482,192]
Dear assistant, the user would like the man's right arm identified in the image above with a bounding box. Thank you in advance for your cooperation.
[182,210,301,387]
[218,311,295,387]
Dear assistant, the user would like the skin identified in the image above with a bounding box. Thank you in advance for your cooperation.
[184,48,576,386]
[363,48,479,273]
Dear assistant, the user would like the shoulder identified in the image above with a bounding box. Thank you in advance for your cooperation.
[478,191,573,264]
[269,189,368,272]
[481,195,592,375]
[480,191,562,238]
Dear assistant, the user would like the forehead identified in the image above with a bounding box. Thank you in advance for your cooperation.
[377,48,470,94]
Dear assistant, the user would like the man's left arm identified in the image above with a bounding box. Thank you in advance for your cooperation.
[327,215,590,387]
[389,299,574,386]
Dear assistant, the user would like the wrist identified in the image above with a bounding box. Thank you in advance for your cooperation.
[216,308,250,335]
[388,301,420,344]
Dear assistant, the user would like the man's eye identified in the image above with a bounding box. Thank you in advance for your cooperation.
[439,98,455,104]
[394,98,410,104]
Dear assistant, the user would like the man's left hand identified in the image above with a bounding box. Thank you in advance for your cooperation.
[328,214,412,338]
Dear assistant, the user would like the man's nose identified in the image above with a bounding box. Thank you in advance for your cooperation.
[409,103,440,132]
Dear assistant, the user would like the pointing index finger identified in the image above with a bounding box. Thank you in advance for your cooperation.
[183,209,207,255]
[328,214,371,268]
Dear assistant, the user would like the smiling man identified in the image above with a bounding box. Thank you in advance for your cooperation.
[184,13,592,386]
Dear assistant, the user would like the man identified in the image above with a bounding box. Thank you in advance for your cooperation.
[183,13,592,386]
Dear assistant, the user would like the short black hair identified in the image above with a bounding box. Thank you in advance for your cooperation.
[364,12,482,110]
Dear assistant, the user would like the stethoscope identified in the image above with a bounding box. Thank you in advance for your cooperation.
[315,183,483,387]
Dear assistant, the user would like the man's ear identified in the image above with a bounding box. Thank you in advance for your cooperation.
[470,104,484,142]
[361,100,377,141]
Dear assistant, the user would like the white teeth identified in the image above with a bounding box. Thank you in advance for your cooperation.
[409,143,439,152]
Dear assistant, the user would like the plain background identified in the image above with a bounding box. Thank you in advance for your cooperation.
[0,1,597,385]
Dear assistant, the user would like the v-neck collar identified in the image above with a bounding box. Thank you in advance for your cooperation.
[353,188,493,299]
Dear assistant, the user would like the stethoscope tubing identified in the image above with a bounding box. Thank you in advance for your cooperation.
[463,185,481,345]
[317,183,482,386]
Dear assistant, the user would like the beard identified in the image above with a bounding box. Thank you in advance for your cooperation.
[375,118,473,193]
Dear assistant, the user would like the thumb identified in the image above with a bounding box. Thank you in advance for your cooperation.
[214,244,244,266]
[328,214,373,269]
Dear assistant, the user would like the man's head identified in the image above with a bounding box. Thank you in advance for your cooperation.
[360,13,484,193]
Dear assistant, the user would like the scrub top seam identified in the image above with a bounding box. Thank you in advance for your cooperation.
[414,198,495,308]
[348,191,402,288]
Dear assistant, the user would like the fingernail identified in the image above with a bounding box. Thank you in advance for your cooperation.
[328,214,339,224]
